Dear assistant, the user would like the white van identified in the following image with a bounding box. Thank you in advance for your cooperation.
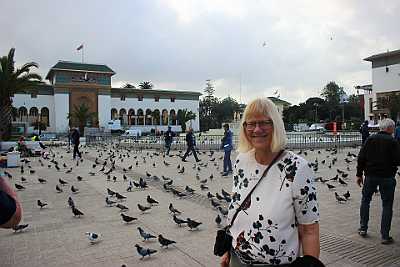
[122,129,142,137]
[108,120,123,133]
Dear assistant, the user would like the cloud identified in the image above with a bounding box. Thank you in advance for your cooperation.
[1,0,399,105]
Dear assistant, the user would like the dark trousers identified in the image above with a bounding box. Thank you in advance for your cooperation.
[73,143,81,159]
[165,141,171,155]
[359,175,396,239]
[223,150,232,173]
[182,146,199,161]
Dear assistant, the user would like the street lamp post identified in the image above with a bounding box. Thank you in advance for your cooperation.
[313,103,319,123]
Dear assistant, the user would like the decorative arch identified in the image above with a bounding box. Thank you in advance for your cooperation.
[40,107,49,126]
[18,107,28,121]
[128,109,135,125]
[29,107,39,117]
[153,109,160,125]
[137,109,144,125]
[145,109,152,125]
[111,108,118,120]
[162,109,168,125]
[169,110,177,125]
[119,109,127,125]
[177,109,182,125]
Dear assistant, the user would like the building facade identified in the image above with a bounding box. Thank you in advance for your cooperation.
[362,49,400,123]
[11,61,201,133]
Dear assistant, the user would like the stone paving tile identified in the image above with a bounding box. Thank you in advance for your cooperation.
[1,145,399,267]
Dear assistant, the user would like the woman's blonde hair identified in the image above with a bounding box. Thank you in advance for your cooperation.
[238,97,287,153]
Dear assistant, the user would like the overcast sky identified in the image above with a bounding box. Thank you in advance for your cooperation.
[2,0,399,105]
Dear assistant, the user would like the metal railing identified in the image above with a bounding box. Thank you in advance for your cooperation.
[86,131,362,150]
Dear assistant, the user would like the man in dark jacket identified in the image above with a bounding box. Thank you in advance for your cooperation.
[181,127,200,162]
[356,118,400,244]
[360,120,370,145]
[221,124,233,176]
[71,128,81,159]
[164,126,174,155]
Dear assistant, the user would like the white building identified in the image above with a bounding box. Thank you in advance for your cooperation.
[361,49,400,122]
[11,61,201,133]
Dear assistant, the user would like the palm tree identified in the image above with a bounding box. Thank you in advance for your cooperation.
[177,109,196,132]
[138,81,153,89]
[67,103,97,136]
[122,83,135,88]
[0,48,42,140]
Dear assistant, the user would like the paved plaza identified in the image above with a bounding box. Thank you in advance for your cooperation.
[1,144,399,267]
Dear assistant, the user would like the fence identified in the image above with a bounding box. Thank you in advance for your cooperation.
[85,131,362,150]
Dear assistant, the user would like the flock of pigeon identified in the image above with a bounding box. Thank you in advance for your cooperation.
[4,142,394,265]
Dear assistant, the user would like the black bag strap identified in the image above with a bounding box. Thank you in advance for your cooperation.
[228,149,285,228]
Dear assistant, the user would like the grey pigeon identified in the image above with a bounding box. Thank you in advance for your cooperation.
[86,232,101,243]
[172,215,187,227]
[137,203,151,213]
[135,244,157,259]
[158,234,176,248]
[116,203,129,212]
[13,224,29,233]
[146,195,159,206]
[68,197,75,208]
[137,227,156,241]
[121,213,137,224]
[37,200,47,209]
[168,203,181,214]
[105,197,116,207]
[186,218,202,230]
[72,206,84,217]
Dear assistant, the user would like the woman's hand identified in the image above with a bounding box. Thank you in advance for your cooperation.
[220,251,230,267]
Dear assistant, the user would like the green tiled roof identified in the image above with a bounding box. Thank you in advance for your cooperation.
[46,61,115,79]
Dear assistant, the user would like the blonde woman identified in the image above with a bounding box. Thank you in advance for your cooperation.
[221,98,320,267]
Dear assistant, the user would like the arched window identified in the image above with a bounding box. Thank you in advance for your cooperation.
[128,109,135,125]
[40,107,49,126]
[162,109,168,125]
[177,109,182,125]
[152,109,160,125]
[111,108,118,120]
[137,109,144,125]
[170,110,177,125]
[145,109,152,125]
[29,107,39,117]
[119,109,127,125]
[18,107,28,121]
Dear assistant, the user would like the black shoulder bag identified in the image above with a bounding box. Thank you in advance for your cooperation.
[213,150,285,256]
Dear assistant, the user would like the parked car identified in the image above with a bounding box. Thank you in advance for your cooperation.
[108,120,123,133]
[309,124,326,132]
[121,129,142,138]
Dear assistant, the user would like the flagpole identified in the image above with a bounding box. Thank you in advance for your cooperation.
[82,44,84,63]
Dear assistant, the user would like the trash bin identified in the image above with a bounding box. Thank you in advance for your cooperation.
[7,151,20,167]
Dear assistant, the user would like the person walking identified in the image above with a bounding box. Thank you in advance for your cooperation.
[164,126,174,155]
[221,123,233,176]
[360,120,370,145]
[394,121,400,143]
[71,128,81,159]
[356,118,400,244]
[181,127,200,162]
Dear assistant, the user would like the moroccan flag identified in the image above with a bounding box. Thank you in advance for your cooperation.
[77,44,84,51]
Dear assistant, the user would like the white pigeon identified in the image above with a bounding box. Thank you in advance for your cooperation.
[85,232,101,244]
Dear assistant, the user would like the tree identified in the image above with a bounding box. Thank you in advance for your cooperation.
[0,48,42,140]
[67,103,97,136]
[138,81,153,89]
[122,83,135,88]
[177,109,196,132]
[199,80,220,131]
[321,81,345,120]
[215,97,241,125]
[204,79,215,97]
[31,120,47,135]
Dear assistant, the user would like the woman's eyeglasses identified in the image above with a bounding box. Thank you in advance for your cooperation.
[243,120,273,130]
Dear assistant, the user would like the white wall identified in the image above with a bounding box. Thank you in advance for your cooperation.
[372,64,400,93]
[98,94,111,128]
[54,93,69,133]
[12,94,56,131]
[110,97,200,131]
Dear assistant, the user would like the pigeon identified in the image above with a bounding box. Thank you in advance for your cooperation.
[115,192,127,201]
[215,214,222,226]
[185,186,195,194]
[200,179,207,184]
[218,206,228,217]
[338,178,348,186]
[86,232,101,244]
[59,179,68,186]
[105,197,116,207]
[343,190,351,200]
[121,213,137,223]
[107,188,116,197]
[37,200,47,209]
[137,203,151,213]
[68,197,75,208]
[168,203,181,214]
[38,178,47,184]
[135,244,157,259]
[15,183,25,191]
[207,192,215,199]
[158,234,176,248]
[76,176,83,181]
[326,183,336,190]
[71,185,79,193]
[13,224,29,233]
[56,184,63,193]
[211,199,221,209]
[72,206,84,217]
[186,218,202,230]
[20,177,27,183]
[137,227,156,241]
[172,215,187,227]
[178,167,185,174]
[200,184,209,190]
[146,195,159,206]
[116,203,129,212]
[334,192,347,203]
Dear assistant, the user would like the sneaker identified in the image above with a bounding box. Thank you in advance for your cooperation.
[358,229,367,237]
[381,237,394,245]
[221,172,229,176]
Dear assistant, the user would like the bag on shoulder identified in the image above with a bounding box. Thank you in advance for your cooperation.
[213,227,233,256]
